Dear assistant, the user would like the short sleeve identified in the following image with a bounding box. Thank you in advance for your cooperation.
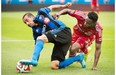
[68,10,86,20]
[39,7,51,14]
[95,23,103,43]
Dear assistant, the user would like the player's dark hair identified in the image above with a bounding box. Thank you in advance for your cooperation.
[88,12,98,23]
[22,12,34,19]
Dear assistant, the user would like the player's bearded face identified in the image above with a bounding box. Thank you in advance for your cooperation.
[23,16,35,27]
[84,17,95,28]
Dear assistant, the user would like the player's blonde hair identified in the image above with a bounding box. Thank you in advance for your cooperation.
[22,12,34,19]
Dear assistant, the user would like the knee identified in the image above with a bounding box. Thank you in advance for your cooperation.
[71,46,77,52]
[51,60,59,70]
[51,65,58,70]
[36,34,48,42]
[71,43,81,52]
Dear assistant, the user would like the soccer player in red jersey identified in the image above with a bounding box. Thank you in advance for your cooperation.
[53,3,103,70]
[91,0,100,14]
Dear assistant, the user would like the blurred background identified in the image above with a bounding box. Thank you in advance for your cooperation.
[2,0,114,11]
[2,0,114,4]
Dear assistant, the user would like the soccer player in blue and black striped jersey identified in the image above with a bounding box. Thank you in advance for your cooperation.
[20,3,86,70]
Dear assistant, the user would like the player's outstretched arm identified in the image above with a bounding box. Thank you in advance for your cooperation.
[48,2,72,11]
[92,43,101,70]
[52,9,72,19]
[58,8,72,15]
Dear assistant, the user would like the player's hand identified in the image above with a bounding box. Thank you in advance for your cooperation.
[52,13,60,19]
[65,2,72,8]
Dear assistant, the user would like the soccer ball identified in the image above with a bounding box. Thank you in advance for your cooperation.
[16,61,31,73]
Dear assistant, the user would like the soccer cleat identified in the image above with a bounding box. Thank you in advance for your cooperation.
[20,59,38,66]
[78,53,86,68]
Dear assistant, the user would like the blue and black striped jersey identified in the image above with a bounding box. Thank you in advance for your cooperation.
[32,7,67,41]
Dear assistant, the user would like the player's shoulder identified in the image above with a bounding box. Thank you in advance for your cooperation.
[75,10,85,14]
[70,10,86,18]
[39,7,51,13]
[96,22,103,30]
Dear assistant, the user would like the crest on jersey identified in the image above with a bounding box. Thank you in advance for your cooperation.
[39,15,44,20]
[84,31,92,36]
[36,29,39,33]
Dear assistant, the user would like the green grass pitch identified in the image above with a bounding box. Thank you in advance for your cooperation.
[2,11,115,75]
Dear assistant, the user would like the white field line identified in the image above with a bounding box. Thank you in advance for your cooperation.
[1,38,114,42]
[2,40,34,42]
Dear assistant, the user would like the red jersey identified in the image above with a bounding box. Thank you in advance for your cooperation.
[68,10,103,53]
[91,0,98,6]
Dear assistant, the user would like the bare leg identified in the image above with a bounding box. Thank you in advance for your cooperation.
[69,42,81,57]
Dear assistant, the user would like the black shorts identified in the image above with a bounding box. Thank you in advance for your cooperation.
[45,27,72,61]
